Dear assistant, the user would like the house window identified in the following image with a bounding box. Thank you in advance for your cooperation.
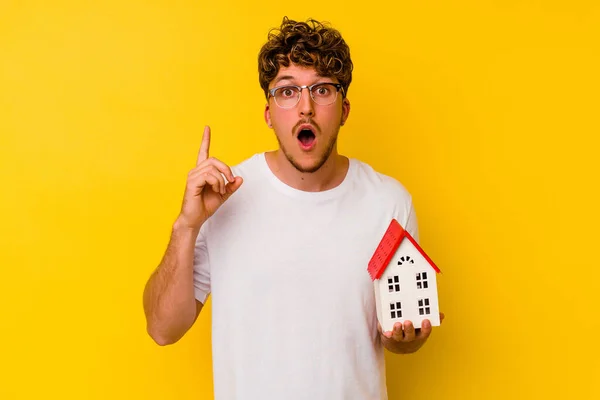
[390,302,402,319]
[416,271,429,289]
[418,298,431,315]
[387,275,400,292]
[397,256,415,266]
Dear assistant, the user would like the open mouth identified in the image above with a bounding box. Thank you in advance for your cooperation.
[297,128,316,149]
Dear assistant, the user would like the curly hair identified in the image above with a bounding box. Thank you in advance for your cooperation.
[258,17,353,100]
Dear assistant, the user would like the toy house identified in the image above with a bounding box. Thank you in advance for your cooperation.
[367,218,441,332]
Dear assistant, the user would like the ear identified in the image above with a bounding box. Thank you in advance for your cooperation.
[340,97,350,126]
[264,103,272,128]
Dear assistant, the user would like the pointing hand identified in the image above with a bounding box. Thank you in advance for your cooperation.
[177,126,243,230]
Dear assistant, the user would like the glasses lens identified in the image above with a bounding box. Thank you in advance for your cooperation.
[274,86,300,108]
[311,84,338,105]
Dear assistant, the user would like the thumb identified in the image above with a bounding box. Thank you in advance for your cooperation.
[223,176,243,199]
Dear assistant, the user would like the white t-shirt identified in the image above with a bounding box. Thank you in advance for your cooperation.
[193,152,419,400]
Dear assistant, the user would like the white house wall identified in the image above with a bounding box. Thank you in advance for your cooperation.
[374,239,440,331]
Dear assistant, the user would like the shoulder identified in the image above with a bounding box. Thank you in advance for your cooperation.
[222,152,269,190]
[198,153,263,235]
[350,158,413,203]
[229,153,263,176]
[350,157,418,236]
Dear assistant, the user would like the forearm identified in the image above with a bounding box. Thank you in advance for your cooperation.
[143,218,200,345]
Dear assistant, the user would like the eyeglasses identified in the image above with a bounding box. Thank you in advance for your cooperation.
[268,83,344,108]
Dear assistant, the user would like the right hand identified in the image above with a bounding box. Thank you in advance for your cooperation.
[177,125,243,230]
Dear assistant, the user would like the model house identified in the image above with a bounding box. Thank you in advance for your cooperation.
[367,218,441,332]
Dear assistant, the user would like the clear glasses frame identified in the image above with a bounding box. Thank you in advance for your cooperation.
[268,82,345,108]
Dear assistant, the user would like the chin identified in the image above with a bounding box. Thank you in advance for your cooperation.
[291,157,325,173]
[288,146,336,173]
[276,132,339,173]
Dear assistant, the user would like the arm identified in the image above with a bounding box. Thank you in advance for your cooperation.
[142,125,243,346]
[143,217,204,346]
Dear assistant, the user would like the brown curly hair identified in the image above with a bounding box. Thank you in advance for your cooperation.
[258,17,353,100]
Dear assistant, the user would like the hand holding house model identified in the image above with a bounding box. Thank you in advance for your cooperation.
[368,219,442,332]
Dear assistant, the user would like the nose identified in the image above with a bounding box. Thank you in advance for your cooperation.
[297,87,315,117]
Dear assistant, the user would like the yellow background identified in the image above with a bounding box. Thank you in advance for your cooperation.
[1,1,598,399]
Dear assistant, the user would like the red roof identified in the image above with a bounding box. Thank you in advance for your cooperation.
[367,218,441,280]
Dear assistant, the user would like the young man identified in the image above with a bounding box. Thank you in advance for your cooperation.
[143,17,444,400]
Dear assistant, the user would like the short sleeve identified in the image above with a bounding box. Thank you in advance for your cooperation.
[383,173,420,244]
[403,199,420,244]
[193,224,211,304]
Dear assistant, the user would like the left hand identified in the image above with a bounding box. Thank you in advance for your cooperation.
[378,312,445,352]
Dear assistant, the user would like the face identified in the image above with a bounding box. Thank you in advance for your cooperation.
[264,63,350,173]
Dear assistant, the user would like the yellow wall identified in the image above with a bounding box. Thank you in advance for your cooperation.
[1,1,598,399]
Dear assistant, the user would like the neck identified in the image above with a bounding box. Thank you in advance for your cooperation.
[265,149,349,192]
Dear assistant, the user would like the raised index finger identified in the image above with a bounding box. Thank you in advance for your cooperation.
[197,125,210,165]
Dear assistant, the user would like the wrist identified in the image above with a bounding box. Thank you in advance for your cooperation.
[173,215,203,235]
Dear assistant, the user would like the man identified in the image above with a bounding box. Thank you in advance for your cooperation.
[143,16,444,399]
